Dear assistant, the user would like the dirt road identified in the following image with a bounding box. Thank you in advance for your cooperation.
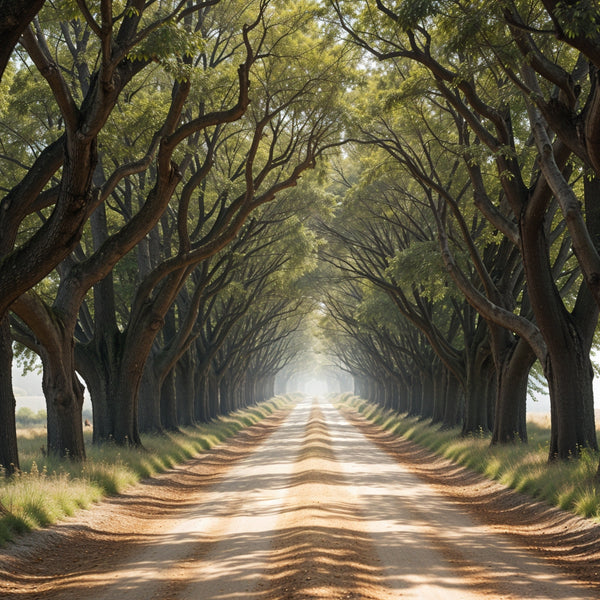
[1,397,599,599]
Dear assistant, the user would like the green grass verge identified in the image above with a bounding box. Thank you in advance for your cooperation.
[0,394,298,546]
[336,394,600,524]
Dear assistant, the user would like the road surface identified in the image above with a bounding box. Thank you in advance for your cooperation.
[0,397,598,599]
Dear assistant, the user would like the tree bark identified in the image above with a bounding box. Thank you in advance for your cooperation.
[194,370,210,423]
[161,368,179,432]
[11,293,87,460]
[521,218,598,457]
[76,325,122,444]
[441,373,463,429]
[219,377,232,414]
[418,367,435,420]
[492,336,535,444]
[207,367,221,419]
[407,373,421,417]
[0,317,18,474]
[462,349,494,436]
[40,334,86,460]
[138,358,163,434]
[176,351,196,427]
[546,336,597,459]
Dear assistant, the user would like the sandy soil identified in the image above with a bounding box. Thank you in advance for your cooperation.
[0,397,599,599]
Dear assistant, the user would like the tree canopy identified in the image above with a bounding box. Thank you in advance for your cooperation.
[3,0,600,478]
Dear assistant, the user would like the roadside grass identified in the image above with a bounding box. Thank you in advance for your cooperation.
[336,395,600,523]
[0,394,297,545]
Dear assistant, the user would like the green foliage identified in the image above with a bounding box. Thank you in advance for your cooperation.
[384,64,435,108]
[392,0,443,31]
[554,0,600,39]
[15,408,47,428]
[355,287,399,331]
[386,241,450,301]
[0,62,14,117]
[13,344,43,377]
[128,17,205,81]
[42,0,81,22]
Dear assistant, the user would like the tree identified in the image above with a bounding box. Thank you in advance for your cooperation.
[7,0,254,460]
[75,1,347,446]
[331,0,598,459]
[1,0,225,472]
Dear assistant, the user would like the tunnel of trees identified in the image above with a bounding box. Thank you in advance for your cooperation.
[1,0,600,477]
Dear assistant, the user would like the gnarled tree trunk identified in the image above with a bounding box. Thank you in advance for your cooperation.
[0,317,18,474]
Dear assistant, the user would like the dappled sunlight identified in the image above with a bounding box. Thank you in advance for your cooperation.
[326,401,593,600]
[3,396,596,600]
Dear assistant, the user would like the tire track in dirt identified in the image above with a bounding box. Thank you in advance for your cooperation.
[261,398,392,600]
[0,403,296,600]
[335,401,600,599]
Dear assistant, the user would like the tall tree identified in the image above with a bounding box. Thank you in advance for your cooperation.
[76,2,347,446]
[331,0,598,459]
[1,0,224,471]
[7,0,254,459]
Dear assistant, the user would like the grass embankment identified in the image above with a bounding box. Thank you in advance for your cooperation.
[337,394,600,523]
[0,395,297,545]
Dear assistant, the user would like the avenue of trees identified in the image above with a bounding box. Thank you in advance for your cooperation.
[319,0,600,469]
[3,0,600,480]
[0,0,348,473]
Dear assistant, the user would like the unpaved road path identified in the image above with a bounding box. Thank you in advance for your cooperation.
[1,397,600,599]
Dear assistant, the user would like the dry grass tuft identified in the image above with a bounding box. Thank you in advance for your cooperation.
[337,395,600,524]
[0,395,296,545]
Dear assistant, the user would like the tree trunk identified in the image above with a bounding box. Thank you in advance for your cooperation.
[394,378,409,413]
[462,344,494,435]
[243,374,254,407]
[381,377,391,410]
[220,377,232,414]
[235,373,247,409]
[160,368,179,431]
[407,374,422,417]
[546,338,597,459]
[0,317,18,474]
[195,371,210,423]
[77,329,122,444]
[229,378,241,410]
[521,220,598,458]
[41,335,86,460]
[207,368,220,419]
[264,375,275,401]
[176,353,196,427]
[430,364,445,424]
[419,368,434,420]
[81,341,141,446]
[441,373,463,429]
[492,336,534,444]
[112,365,143,446]
[138,358,163,434]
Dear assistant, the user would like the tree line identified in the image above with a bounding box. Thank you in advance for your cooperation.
[3,0,600,479]
[0,0,348,473]
[317,0,600,474]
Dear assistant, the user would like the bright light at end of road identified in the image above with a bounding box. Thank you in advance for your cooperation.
[305,379,328,397]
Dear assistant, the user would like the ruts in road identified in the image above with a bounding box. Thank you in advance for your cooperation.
[0,397,597,599]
